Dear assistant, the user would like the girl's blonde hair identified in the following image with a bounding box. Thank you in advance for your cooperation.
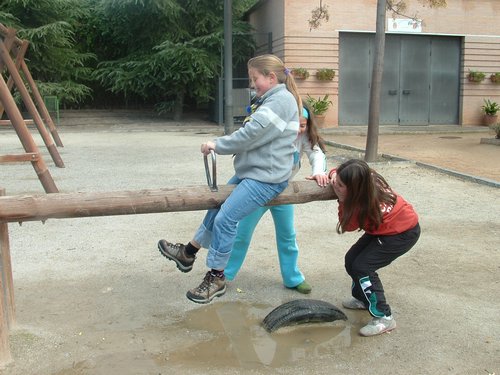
[247,54,302,111]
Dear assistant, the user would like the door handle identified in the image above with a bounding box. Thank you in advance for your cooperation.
[388,90,397,95]
[402,89,411,95]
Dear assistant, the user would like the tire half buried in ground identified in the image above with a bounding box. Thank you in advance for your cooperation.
[262,299,348,333]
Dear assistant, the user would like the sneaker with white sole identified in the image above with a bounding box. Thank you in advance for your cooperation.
[359,316,396,336]
[158,240,195,273]
[186,271,226,304]
[342,297,368,310]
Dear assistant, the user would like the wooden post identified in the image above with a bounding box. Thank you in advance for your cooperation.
[0,39,64,168]
[0,73,58,193]
[0,188,13,366]
[20,59,63,148]
[0,181,337,223]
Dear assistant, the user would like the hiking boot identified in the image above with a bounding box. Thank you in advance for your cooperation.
[342,297,368,310]
[291,280,312,294]
[359,316,396,337]
[158,239,195,273]
[186,271,226,304]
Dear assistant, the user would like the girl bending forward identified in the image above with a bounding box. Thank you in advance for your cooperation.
[330,159,420,336]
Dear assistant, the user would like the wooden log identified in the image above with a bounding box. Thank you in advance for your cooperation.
[0,153,39,163]
[0,189,12,366]
[0,119,34,126]
[0,181,337,224]
[0,189,14,327]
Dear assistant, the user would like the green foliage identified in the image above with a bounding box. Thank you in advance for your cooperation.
[305,94,332,115]
[468,70,486,83]
[90,0,256,115]
[0,0,96,106]
[490,72,500,83]
[292,68,310,79]
[1,0,257,114]
[315,68,335,81]
[481,99,500,116]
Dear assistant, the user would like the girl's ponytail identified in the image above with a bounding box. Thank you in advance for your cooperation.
[284,73,303,114]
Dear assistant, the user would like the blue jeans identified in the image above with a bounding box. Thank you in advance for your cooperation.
[224,204,305,288]
[193,175,288,270]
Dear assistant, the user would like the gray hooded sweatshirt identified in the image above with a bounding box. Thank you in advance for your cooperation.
[215,84,299,184]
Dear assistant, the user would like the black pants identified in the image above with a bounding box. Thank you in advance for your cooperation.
[345,223,421,318]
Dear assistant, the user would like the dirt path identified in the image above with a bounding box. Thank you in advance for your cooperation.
[0,124,499,375]
[322,132,499,182]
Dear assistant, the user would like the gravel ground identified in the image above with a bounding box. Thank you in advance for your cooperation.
[0,122,499,375]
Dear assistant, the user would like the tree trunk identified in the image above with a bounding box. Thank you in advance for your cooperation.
[365,0,387,162]
[173,89,184,121]
[223,0,234,135]
[0,181,337,224]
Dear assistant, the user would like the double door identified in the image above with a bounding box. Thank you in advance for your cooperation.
[339,33,461,125]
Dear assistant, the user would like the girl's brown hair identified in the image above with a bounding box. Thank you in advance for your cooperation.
[335,159,396,234]
[302,102,326,152]
[247,54,302,111]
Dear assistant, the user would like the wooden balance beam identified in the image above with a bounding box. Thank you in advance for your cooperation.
[0,181,336,365]
[0,181,337,223]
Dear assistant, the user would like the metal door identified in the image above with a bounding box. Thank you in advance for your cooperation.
[339,33,461,126]
[379,37,400,124]
[339,33,371,125]
[429,37,460,124]
[399,36,431,125]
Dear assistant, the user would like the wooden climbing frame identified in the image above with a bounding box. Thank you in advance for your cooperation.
[0,23,64,193]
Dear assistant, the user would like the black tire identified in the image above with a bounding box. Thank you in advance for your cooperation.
[262,299,348,333]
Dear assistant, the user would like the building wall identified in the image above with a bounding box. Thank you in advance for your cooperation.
[248,0,500,127]
[462,36,500,125]
[248,0,285,56]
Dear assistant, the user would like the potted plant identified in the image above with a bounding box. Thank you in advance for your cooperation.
[490,72,500,84]
[489,122,500,139]
[305,94,332,116]
[305,94,332,127]
[291,67,309,80]
[315,68,335,81]
[481,99,499,126]
[467,70,486,83]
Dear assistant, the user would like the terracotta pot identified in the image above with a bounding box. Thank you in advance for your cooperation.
[314,114,326,128]
[468,74,484,83]
[483,114,498,126]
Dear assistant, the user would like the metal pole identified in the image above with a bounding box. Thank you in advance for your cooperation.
[223,0,234,135]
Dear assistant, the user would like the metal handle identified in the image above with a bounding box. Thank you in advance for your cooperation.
[388,90,397,95]
[402,89,411,95]
[204,150,218,192]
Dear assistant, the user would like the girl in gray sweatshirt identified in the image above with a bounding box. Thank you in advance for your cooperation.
[158,54,303,304]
